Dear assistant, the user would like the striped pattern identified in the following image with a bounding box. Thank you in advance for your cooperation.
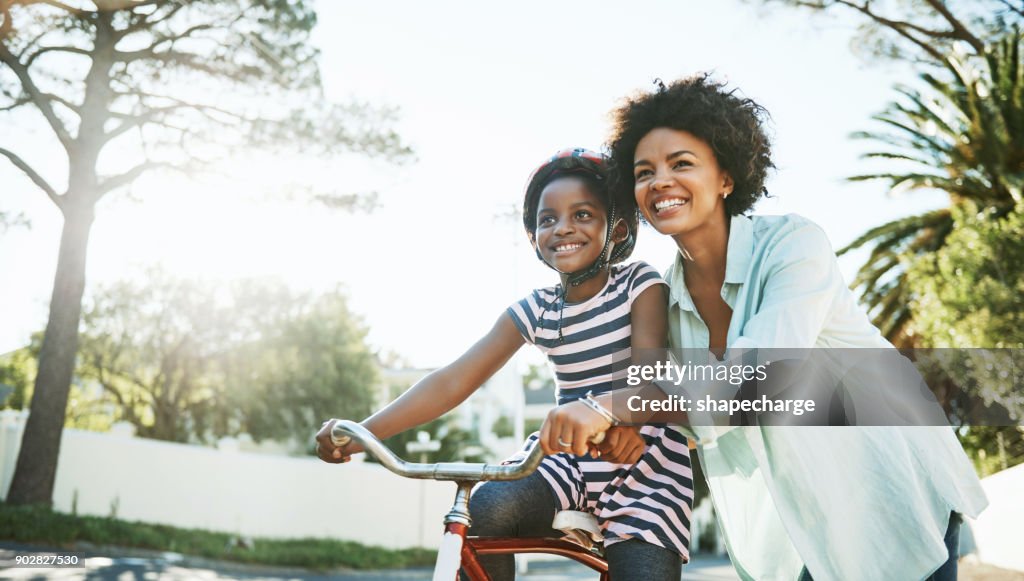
[506,262,694,560]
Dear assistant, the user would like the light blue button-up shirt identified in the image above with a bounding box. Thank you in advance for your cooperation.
[665,213,988,581]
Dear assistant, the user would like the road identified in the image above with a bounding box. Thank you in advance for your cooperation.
[0,542,739,580]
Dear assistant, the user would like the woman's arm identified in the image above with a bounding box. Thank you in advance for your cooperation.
[316,312,525,462]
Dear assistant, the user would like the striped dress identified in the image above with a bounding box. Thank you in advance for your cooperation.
[506,261,694,560]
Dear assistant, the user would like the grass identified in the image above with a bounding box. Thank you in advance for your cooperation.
[0,503,436,571]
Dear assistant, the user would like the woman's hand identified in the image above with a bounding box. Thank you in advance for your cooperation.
[539,400,612,457]
[315,419,361,464]
[595,425,646,464]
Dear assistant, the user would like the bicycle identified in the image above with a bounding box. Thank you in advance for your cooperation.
[330,419,610,581]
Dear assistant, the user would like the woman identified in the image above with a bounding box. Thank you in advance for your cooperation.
[539,74,987,580]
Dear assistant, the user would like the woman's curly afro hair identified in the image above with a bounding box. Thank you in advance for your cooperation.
[607,73,775,218]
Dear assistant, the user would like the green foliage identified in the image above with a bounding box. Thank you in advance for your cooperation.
[523,418,544,435]
[905,202,1024,472]
[229,291,379,445]
[0,346,34,409]
[908,202,1024,349]
[841,32,1024,341]
[956,426,1024,477]
[374,415,488,464]
[491,414,515,439]
[0,503,435,570]
[73,270,379,445]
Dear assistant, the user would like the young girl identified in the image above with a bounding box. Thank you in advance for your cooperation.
[316,148,693,580]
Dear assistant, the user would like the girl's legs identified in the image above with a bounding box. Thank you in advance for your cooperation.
[605,539,682,581]
[462,470,560,581]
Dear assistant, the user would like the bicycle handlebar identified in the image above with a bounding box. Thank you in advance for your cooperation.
[329,419,544,482]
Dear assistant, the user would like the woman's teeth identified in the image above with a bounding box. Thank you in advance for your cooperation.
[655,198,688,213]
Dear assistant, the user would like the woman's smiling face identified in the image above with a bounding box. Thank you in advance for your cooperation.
[633,127,733,239]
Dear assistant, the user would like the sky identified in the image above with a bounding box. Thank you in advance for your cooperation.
[0,0,949,368]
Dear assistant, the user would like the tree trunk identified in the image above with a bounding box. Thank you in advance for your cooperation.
[6,203,95,505]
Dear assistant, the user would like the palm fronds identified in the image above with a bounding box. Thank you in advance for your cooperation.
[847,31,1024,343]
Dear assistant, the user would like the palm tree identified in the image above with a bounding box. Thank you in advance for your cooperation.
[841,31,1024,344]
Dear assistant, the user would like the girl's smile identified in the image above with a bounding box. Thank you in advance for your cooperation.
[552,241,586,254]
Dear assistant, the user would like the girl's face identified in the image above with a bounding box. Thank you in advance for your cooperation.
[632,128,734,240]
[533,176,613,274]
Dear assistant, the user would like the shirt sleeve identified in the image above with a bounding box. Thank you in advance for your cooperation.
[626,261,668,303]
[728,219,844,353]
[506,291,542,345]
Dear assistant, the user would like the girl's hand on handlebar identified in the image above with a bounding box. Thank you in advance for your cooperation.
[315,419,360,464]
[595,426,645,464]
[539,400,612,457]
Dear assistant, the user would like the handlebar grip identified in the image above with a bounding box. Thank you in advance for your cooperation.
[329,422,352,447]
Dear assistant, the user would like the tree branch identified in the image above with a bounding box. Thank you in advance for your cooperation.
[15,0,84,13]
[0,146,62,206]
[96,159,176,196]
[0,96,30,111]
[922,0,986,54]
[0,45,75,150]
[831,0,948,61]
[116,0,186,40]
[103,107,163,141]
[24,45,91,68]
[0,2,12,40]
[996,0,1024,18]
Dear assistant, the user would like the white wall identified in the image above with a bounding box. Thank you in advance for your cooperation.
[0,410,456,549]
[969,462,1024,572]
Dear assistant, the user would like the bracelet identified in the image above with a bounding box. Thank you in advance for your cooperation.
[582,391,621,426]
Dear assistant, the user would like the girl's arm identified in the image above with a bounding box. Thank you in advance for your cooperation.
[539,284,672,456]
[317,312,525,462]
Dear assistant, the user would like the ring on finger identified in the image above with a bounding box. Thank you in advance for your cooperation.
[557,437,573,448]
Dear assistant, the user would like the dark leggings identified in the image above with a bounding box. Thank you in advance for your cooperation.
[462,471,682,580]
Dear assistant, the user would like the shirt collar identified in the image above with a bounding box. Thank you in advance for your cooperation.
[725,213,754,284]
[667,213,754,310]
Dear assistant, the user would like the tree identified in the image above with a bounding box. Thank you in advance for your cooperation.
[906,202,1024,420]
[0,345,35,409]
[73,271,380,446]
[908,201,1024,350]
[224,290,379,447]
[375,416,489,465]
[905,201,1024,473]
[0,1,410,504]
[841,32,1024,341]
[756,0,1019,64]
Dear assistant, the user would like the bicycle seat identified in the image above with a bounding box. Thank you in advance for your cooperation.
[552,510,603,551]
